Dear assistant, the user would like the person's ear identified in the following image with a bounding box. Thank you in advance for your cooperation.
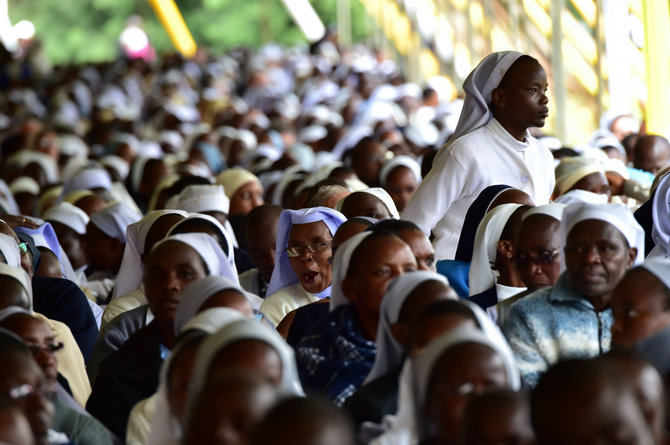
[342,276,357,302]
[626,247,638,268]
[491,87,505,109]
[497,239,515,260]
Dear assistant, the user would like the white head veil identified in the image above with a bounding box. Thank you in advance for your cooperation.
[468,204,524,295]
[554,156,607,196]
[336,188,400,219]
[449,51,523,142]
[329,231,372,311]
[562,203,645,266]
[167,213,236,272]
[0,233,22,269]
[174,275,255,335]
[266,207,347,297]
[379,156,422,187]
[43,202,90,235]
[89,201,142,242]
[111,210,188,300]
[150,233,238,283]
[185,319,303,420]
[365,271,451,384]
[164,184,230,215]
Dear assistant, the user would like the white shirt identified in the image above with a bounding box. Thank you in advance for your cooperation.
[402,118,555,259]
[259,283,320,326]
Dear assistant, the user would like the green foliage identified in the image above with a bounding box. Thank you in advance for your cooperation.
[7,0,370,64]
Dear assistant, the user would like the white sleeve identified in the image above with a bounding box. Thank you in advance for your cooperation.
[401,147,469,235]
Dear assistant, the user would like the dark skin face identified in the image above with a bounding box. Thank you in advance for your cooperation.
[426,343,508,445]
[397,229,436,272]
[384,166,418,213]
[245,220,279,283]
[287,221,333,294]
[35,248,61,279]
[392,280,455,350]
[332,221,369,254]
[352,141,387,187]
[342,236,417,341]
[85,222,125,272]
[75,195,107,216]
[144,241,208,346]
[0,315,58,388]
[50,221,87,270]
[516,216,562,292]
[611,269,670,347]
[569,172,611,199]
[0,353,54,445]
[535,380,653,445]
[340,192,392,220]
[462,397,535,445]
[198,289,254,317]
[209,340,283,386]
[491,59,549,141]
[634,136,670,175]
[183,374,276,445]
[138,160,172,204]
[564,220,636,311]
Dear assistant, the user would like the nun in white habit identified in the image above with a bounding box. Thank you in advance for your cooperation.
[0,233,23,269]
[401,51,554,260]
[260,207,346,326]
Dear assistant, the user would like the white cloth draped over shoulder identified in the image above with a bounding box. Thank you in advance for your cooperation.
[401,51,554,260]
[650,174,670,258]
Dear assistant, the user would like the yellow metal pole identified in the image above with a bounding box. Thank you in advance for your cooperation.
[642,0,670,136]
[148,0,197,58]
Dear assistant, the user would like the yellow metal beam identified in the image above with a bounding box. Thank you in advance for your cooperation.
[148,0,197,58]
[642,0,670,135]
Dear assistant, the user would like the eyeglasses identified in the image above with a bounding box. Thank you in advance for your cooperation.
[4,383,54,402]
[516,250,560,267]
[17,242,28,255]
[26,342,64,355]
[286,240,332,258]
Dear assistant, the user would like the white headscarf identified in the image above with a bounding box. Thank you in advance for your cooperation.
[8,151,60,183]
[365,271,451,384]
[267,207,347,297]
[0,233,22,269]
[111,210,188,300]
[411,324,520,439]
[174,276,255,335]
[449,51,523,142]
[468,204,524,295]
[562,203,645,266]
[43,202,90,235]
[167,213,236,272]
[379,156,422,187]
[146,310,247,445]
[362,188,400,219]
[650,174,670,258]
[185,319,303,420]
[329,231,372,311]
[89,202,142,243]
[151,233,238,282]
[522,203,565,222]
[216,168,262,199]
[61,167,112,197]
[0,306,33,321]
[554,156,607,196]
[99,155,130,182]
[554,189,609,205]
[165,184,230,215]
[0,264,32,310]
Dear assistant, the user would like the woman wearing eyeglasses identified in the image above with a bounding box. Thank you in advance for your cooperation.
[0,309,114,445]
[260,207,347,326]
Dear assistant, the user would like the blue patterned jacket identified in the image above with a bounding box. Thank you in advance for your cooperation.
[502,274,612,387]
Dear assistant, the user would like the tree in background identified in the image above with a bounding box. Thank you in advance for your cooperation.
[7,0,370,64]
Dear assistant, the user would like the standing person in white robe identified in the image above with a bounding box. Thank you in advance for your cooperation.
[401,51,555,260]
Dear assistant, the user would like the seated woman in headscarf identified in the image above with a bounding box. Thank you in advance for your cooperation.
[180,319,303,444]
[216,168,265,244]
[86,233,236,440]
[260,207,346,326]
[410,326,520,445]
[467,203,531,319]
[553,156,610,202]
[0,309,115,445]
[436,185,533,297]
[85,201,142,303]
[344,271,456,428]
[336,188,399,220]
[296,230,418,406]
[379,156,422,213]
[402,52,555,260]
